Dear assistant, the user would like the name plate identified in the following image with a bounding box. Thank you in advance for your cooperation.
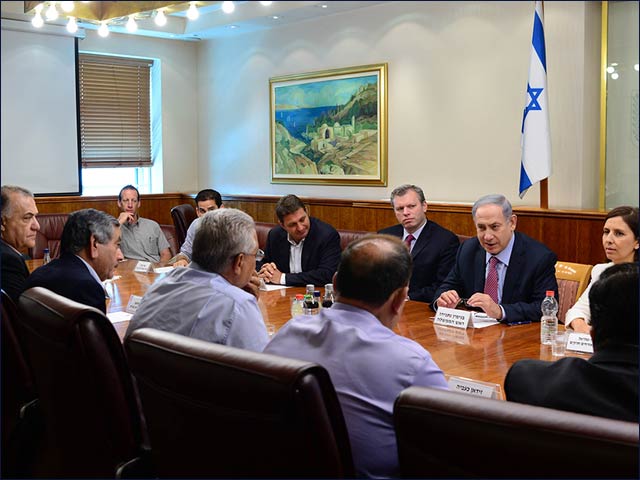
[434,307,471,329]
[447,375,502,400]
[566,332,594,354]
[126,295,144,314]
[134,261,152,273]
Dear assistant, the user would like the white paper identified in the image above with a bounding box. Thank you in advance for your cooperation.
[263,284,290,291]
[153,266,174,274]
[470,312,499,328]
[107,311,132,324]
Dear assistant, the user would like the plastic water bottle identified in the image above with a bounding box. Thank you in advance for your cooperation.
[43,248,51,265]
[540,290,558,345]
[322,283,335,308]
[290,294,304,317]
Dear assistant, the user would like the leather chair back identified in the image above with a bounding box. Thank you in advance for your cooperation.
[394,386,639,478]
[337,229,370,250]
[170,204,197,247]
[255,221,276,251]
[160,224,179,257]
[17,287,150,477]
[555,261,594,321]
[125,328,355,478]
[32,213,68,259]
[1,290,41,477]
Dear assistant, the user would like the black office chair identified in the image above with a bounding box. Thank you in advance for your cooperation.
[394,386,639,478]
[170,204,197,248]
[1,290,42,477]
[125,328,355,478]
[17,287,152,478]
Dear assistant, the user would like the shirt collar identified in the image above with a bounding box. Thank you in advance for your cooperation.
[287,234,305,247]
[75,254,106,291]
[486,232,515,266]
[404,219,427,241]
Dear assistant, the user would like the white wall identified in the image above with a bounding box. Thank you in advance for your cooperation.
[79,30,199,193]
[197,1,602,208]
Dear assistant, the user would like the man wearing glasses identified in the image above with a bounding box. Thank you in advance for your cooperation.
[126,209,269,352]
[172,188,224,267]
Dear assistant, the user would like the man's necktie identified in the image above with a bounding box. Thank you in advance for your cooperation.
[484,256,499,303]
[404,234,415,251]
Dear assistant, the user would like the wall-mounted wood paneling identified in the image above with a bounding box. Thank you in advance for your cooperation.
[222,195,608,266]
[32,193,608,266]
[34,193,191,226]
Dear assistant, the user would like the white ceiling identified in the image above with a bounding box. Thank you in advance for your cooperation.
[1,1,391,41]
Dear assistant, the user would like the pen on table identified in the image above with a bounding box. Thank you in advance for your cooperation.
[507,320,532,326]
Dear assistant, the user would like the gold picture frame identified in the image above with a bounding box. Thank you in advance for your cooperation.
[269,63,388,186]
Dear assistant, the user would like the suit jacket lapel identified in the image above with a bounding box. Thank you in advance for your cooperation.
[410,223,431,259]
[300,219,316,271]
[502,233,523,302]
[474,245,486,293]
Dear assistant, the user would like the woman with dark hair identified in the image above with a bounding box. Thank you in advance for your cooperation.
[565,206,639,333]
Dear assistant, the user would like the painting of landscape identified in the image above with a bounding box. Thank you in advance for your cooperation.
[270,64,387,186]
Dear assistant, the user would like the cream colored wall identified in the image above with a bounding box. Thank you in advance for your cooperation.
[80,30,199,193]
[197,1,601,208]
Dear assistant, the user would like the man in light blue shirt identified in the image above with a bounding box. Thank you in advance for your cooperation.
[126,208,268,352]
[172,189,224,267]
[264,234,448,478]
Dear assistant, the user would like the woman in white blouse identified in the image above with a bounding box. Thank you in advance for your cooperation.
[565,206,639,333]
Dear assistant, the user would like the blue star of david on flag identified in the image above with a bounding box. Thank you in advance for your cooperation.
[519,1,552,199]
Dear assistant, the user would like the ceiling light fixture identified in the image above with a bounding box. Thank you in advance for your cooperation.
[46,1,60,21]
[126,15,138,33]
[259,1,273,5]
[155,9,168,26]
[187,1,200,20]
[98,21,109,37]
[66,16,78,33]
[31,3,44,27]
[221,1,235,14]
[24,2,203,37]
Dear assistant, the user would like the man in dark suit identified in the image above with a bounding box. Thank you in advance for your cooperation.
[379,184,459,303]
[258,194,340,286]
[505,262,638,422]
[433,194,557,324]
[1,185,40,301]
[25,209,123,313]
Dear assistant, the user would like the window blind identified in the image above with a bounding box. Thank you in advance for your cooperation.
[79,53,152,168]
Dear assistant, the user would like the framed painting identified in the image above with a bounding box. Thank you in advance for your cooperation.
[269,63,388,186]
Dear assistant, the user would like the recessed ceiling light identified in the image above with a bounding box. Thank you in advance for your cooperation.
[321,4,328,8]
[228,24,238,29]
[272,15,279,19]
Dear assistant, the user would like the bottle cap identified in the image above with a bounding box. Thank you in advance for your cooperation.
[314,290,321,297]
[545,290,554,296]
[295,294,304,300]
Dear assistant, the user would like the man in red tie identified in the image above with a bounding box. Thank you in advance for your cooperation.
[379,184,459,303]
[433,194,558,324]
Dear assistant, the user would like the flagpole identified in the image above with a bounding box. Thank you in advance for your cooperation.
[540,178,548,209]
[538,0,549,211]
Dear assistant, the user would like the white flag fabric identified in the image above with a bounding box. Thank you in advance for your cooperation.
[519,0,551,199]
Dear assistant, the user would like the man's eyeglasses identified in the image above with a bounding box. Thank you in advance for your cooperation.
[240,248,264,262]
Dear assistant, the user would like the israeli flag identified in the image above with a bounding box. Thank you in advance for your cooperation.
[519,1,551,199]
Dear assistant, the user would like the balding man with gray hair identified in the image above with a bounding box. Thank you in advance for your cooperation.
[265,234,448,478]
[1,185,40,301]
[433,194,558,324]
[126,208,268,352]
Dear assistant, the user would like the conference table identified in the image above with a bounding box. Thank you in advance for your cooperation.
[27,258,583,392]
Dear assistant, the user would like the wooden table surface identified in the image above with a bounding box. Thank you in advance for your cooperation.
[27,258,583,391]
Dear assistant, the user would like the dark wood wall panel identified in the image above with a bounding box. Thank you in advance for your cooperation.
[33,193,189,226]
[33,193,607,266]
[223,195,607,266]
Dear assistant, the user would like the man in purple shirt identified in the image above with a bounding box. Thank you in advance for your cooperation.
[264,234,448,479]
